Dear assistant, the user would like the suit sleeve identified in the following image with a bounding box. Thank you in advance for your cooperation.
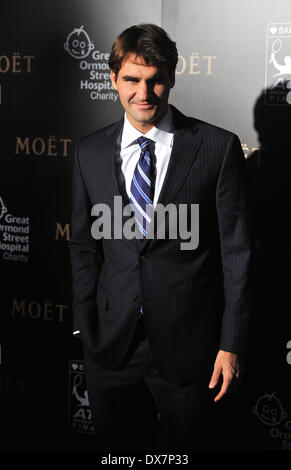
[69,138,104,338]
[216,134,254,355]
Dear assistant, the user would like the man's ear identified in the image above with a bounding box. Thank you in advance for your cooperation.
[110,70,118,90]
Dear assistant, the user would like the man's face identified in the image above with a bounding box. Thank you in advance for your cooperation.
[111,54,175,132]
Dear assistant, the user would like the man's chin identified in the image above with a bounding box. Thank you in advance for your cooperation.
[130,108,164,124]
[132,109,156,122]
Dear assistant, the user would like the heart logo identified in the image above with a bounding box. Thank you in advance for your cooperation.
[270,27,277,35]
[72,362,78,370]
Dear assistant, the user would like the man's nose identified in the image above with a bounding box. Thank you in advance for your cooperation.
[136,81,151,101]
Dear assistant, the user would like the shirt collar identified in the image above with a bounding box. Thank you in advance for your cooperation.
[121,105,175,150]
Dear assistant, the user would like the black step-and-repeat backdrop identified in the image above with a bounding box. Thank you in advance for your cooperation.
[1,0,291,451]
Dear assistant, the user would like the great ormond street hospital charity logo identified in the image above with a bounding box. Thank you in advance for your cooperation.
[63,26,117,102]
[253,392,287,426]
[0,196,30,263]
[64,26,94,59]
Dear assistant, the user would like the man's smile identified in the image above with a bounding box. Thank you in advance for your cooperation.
[132,103,155,109]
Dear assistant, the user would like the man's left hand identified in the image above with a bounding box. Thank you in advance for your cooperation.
[208,350,243,402]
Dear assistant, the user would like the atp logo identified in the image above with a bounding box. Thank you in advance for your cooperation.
[266,23,291,104]
[64,26,94,59]
[68,360,95,434]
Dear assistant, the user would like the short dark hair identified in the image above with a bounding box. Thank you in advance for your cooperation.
[109,24,178,77]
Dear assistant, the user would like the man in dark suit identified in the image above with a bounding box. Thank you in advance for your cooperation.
[69,24,253,450]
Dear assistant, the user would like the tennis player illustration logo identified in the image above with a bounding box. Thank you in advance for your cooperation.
[269,39,291,76]
[72,374,89,407]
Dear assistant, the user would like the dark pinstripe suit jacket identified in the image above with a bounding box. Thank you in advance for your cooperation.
[69,105,253,383]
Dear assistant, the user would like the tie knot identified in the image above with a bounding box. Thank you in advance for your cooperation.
[137,136,152,151]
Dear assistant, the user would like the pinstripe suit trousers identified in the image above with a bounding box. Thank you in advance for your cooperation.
[83,315,218,451]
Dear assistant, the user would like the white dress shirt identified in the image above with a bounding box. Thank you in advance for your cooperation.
[117,105,175,207]
[73,106,175,336]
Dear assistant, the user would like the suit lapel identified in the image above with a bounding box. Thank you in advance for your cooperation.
[141,107,203,250]
[156,127,202,208]
[107,117,124,198]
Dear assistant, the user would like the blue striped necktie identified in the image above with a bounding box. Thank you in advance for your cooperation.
[129,136,156,238]
[130,136,156,318]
